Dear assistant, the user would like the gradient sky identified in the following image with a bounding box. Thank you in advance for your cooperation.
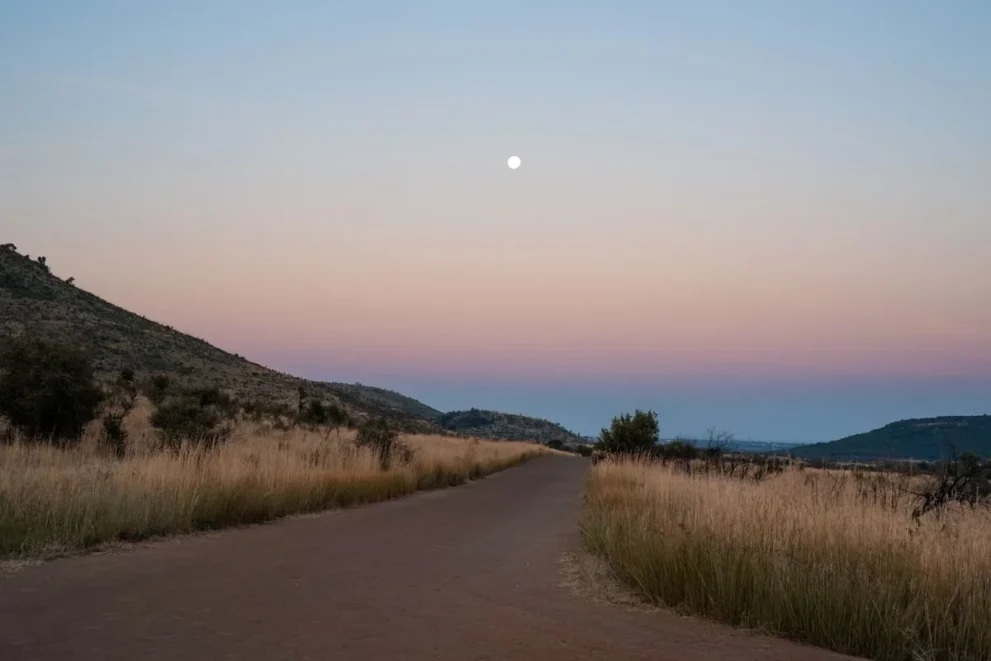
[2,1,989,442]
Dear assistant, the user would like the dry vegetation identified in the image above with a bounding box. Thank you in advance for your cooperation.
[0,400,550,560]
[583,458,991,661]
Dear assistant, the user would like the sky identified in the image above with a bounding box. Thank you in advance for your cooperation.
[2,1,989,442]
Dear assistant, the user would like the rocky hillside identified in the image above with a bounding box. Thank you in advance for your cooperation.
[1,244,586,444]
[0,244,441,430]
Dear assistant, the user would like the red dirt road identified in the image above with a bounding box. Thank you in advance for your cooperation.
[0,456,860,660]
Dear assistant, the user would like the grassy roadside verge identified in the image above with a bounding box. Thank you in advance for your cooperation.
[581,459,991,661]
[0,427,550,560]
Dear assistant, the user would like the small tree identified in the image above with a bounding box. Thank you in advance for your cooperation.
[0,336,104,442]
[598,409,659,455]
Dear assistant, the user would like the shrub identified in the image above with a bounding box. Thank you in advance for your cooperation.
[100,412,128,458]
[184,385,234,413]
[150,397,231,451]
[0,336,103,442]
[300,400,327,425]
[356,418,410,470]
[598,409,659,455]
[326,402,349,428]
[99,384,136,459]
[143,373,171,405]
[655,439,698,461]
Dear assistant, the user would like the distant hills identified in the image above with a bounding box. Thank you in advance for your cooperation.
[0,244,576,443]
[720,439,805,454]
[438,409,585,445]
[791,415,991,461]
[5,245,987,454]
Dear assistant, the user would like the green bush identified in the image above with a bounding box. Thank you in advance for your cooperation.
[0,336,103,442]
[657,439,699,460]
[598,409,659,455]
[184,385,235,413]
[143,373,172,405]
[300,400,328,425]
[356,418,411,470]
[151,397,231,451]
[100,412,128,458]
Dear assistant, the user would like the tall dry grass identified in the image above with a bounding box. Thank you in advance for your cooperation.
[0,410,549,559]
[582,459,991,661]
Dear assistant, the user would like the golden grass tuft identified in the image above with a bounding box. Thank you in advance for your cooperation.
[582,459,991,661]
[0,415,550,559]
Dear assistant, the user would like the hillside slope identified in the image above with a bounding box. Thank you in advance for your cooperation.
[0,245,441,429]
[0,244,585,444]
[438,408,585,445]
[793,415,991,461]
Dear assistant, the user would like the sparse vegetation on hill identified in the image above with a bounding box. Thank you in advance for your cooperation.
[438,408,585,445]
[0,245,582,444]
[0,245,441,431]
[794,415,991,461]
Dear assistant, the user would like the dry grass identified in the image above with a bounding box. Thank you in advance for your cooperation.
[582,459,991,661]
[0,402,550,559]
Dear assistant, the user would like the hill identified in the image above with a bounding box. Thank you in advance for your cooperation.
[670,438,805,454]
[0,244,593,444]
[438,408,585,445]
[0,245,443,430]
[792,415,991,461]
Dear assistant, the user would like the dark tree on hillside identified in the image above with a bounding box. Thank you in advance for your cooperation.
[0,336,104,442]
[598,409,659,455]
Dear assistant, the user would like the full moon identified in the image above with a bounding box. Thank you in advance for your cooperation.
[507,155,521,170]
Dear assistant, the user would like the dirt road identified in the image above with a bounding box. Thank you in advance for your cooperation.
[0,456,858,660]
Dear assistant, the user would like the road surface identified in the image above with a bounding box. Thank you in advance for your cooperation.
[0,456,858,660]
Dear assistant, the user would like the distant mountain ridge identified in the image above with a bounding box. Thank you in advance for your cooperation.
[792,415,991,461]
[438,408,585,445]
[0,244,575,443]
[674,439,806,454]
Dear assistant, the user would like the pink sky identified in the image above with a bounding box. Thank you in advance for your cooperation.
[3,1,990,413]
